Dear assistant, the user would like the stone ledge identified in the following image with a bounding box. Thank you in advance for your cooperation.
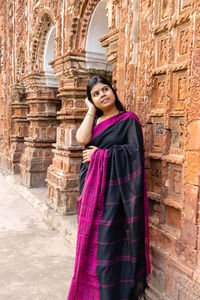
[3,173,78,248]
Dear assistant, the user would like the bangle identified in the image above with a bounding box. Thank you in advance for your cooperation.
[86,113,95,118]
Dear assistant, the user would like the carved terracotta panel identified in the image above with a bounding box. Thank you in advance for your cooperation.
[71,129,78,146]
[175,23,190,63]
[156,34,168,67]
[168,164,183,202]
[170,117,184,151]
[152,74,166,110]
[150,159,162,195]
[152,117,164,152]
[180,0,191,12]
[155,0,170,25]
[172,70,188,111]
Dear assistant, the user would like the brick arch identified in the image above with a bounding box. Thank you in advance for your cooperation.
[69,0,101,50]
[31,12,54,71]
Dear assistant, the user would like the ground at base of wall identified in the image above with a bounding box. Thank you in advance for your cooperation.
[1,171,78,247]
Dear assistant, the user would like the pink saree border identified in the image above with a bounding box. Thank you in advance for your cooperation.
[91,111,141,142]
[67,148,110,300]
[143,163,151,281]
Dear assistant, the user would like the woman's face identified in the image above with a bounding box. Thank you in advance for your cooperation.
[90,82,116,112]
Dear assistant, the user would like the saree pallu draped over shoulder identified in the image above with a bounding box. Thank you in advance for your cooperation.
[67,112,151,300]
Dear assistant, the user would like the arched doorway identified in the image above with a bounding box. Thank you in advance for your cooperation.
[85,0,112,72]
[43,26,59,88]
[20,14,61,187]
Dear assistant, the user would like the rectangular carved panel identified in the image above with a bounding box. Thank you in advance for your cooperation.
[175,23,190,63]
[150,159,162,194]
[156,34,169,67]
[155,0,170,25]
[152,117,164,152]
[168,164,183,202]
[172,70,188,111]
[170,117,184,151]
[152,74,166,111]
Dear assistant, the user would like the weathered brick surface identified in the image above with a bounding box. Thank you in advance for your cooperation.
[0,0,200,298]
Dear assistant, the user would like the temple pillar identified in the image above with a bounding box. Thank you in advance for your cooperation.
[10,84,29,173]
[19,73,60,187]
[99,29,118,85]
[46,52,111,215]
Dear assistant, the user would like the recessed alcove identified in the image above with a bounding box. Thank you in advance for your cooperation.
[85,0,112,72]
[43,26,59,88]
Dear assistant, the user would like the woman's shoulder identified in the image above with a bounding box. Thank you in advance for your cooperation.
[122,111,141,125]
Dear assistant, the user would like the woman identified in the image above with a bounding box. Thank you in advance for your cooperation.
[67,76,151,300]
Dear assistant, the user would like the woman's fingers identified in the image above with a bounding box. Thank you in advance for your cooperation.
[82,147,98,163]
[82,149,90,163]
[85,98,96,114]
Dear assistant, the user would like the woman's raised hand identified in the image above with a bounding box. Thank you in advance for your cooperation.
[82,146,98,163]
[85,97,96,115]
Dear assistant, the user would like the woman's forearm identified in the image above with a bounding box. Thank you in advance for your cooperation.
[76,110,95,145]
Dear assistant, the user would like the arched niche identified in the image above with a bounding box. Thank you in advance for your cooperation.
[43,26,59,88]
[85,0,112,72]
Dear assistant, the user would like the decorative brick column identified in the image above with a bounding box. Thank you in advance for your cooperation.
[19,73,60,187]
[10,84,29,173]
[99,29,119,85]
[46,52,111,215]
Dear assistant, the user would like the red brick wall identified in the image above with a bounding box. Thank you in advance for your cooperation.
[115,0,200,298]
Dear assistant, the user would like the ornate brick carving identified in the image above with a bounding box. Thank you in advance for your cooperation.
[180,0,191,12]
[10,84,29,173]
[152,117,164,152]
[19,73,60,186]
[69,0,99,50]
[155,0,170,25]
[152,74,166,110]
[16,48,25,82]
[168,163,183,202]
[175,23,190,63]
[46,52,112,214]
[165,262,200,299]
[150,159,162,195]
[172,70,188,111]
[160,0,168,20]
[170,117,184,151]
[156,34,168,67]
[31,13,53,71]
[179,28,189,55]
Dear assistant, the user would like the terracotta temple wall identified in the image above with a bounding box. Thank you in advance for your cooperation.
[132,1,200,299]
[0,0,199,298]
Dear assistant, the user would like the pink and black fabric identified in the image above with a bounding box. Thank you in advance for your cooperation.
[67,112,151,300]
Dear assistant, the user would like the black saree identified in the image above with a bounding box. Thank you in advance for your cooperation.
[68,111,150,300]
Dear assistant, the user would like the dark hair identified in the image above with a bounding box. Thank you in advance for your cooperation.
[86,76,125,117]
